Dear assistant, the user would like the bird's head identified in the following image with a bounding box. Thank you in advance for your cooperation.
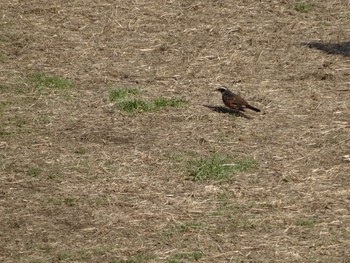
[215,86,228,94]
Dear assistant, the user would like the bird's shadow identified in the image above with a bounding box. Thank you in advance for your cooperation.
[203,105,251,119]
[302,41,350,57]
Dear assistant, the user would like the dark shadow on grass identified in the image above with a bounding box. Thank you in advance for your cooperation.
[302,41,350,57]
[203,105,251,119]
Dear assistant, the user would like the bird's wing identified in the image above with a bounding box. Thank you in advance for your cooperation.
[224,98,241,110]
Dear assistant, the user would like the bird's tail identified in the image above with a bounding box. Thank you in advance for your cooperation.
[246,105,261,112]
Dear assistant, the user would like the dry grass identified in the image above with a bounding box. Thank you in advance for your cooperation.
[1,0,350,262]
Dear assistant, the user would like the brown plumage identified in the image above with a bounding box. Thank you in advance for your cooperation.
[216,86,261,112]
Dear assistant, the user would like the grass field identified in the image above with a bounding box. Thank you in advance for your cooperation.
[1,1,350,262]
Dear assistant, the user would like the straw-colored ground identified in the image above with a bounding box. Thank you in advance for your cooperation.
[1,1,350,262]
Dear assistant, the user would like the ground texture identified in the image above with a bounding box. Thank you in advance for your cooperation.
[1,0,350,262]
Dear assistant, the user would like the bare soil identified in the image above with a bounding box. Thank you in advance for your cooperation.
[1,1,350,262]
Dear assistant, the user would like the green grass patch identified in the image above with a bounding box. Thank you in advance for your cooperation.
[27,72,74,90]
[109,87,142,101]
[166,251,203,263]
[27,167,41,177]
[294,2,313,13]
[295,219,317,227]
[187,154,258,181]
[116,99,151,113]
[116,98,187,113]
[108,87,187,113]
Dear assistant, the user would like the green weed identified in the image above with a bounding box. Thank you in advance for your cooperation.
[116,98,187,113]
[295,219,317,227]
[27,167,41,177]
[187,154,258,181]
[27,72,74,90]
[116,99,151,113]
[109,87,142,101]
[108,87,187,113]
[294,2,313,13]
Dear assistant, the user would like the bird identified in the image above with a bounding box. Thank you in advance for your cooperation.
[215,86,261,112]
